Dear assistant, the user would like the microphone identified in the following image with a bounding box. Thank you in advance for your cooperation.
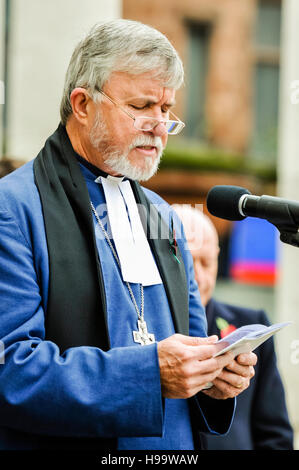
[207,185,299,232]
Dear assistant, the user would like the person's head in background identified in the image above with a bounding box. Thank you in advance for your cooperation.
[173,205,220,307]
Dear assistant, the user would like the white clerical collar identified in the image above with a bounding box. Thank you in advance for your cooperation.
[95,175,162,286]
[105,174,126,183]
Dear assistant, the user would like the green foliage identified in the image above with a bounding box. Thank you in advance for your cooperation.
[161,141,277,182]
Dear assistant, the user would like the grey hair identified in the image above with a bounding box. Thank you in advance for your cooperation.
[60,19,184,125]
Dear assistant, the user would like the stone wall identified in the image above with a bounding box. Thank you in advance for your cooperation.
[123,0,257,154]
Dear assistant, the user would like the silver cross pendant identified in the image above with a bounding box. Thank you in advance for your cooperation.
[133,320,155,346]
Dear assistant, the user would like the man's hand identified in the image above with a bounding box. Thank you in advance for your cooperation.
[202,352,257,400]
[157,334,235,399]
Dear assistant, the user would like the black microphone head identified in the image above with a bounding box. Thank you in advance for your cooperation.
[207,185,252,221]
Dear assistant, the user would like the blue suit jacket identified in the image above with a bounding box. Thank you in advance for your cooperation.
[0,160,235,449]
[200,298,293,450]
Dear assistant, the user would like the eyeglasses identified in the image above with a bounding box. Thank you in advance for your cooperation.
[95,89,185,135]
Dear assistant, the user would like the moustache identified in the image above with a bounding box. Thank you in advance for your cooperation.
[129,136,163,153]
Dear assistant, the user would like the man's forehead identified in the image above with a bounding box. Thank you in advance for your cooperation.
[104,71,176,104]
[126,92,176,106]
[189,240,219,260]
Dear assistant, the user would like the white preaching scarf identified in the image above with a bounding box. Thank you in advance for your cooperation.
[95,175,162,286]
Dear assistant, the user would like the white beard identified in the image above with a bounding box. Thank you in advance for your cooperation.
[89,112,164,181]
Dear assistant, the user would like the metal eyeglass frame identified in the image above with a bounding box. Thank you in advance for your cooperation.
[95,88,185,135]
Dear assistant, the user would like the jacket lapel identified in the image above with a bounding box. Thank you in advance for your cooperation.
[34,125,110,352]
[205,299,218,335]
[131,181,189,335]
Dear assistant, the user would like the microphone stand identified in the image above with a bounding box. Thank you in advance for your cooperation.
[253,197,299,247]
[276,225,299,248]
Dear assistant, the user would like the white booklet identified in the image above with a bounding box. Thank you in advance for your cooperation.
[212,321,291,358]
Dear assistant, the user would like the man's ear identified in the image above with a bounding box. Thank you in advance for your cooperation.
[69,88,93,126]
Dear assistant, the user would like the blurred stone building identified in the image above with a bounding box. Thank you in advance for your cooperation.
[123,0,281,162]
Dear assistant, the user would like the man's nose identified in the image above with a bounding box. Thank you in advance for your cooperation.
[151,121,168,137]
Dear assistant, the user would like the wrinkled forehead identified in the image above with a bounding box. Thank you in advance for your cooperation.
[104,71,176,103]
[188,236,219,258]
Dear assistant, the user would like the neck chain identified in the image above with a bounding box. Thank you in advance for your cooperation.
[90,201,156,346]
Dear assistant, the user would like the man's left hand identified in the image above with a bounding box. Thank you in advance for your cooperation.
[202,352,257,400]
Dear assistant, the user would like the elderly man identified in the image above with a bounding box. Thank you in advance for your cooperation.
[0,20,256,450]
[174,205,293,449]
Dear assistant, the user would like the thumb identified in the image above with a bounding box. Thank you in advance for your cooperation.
[175,334,218,346]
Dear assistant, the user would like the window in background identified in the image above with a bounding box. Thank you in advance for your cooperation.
[250,0,281,164]
[185,22,211,140]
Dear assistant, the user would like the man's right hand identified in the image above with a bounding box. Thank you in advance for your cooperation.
[157,334,234,399]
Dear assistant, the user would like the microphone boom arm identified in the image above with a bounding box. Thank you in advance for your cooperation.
[207,185,299,247]
[242,195,299,247]
[278,230,299,248]
[274,222,299,248]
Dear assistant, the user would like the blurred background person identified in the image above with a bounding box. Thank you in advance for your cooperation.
[173,204,293,450]
[0,159,15,178]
